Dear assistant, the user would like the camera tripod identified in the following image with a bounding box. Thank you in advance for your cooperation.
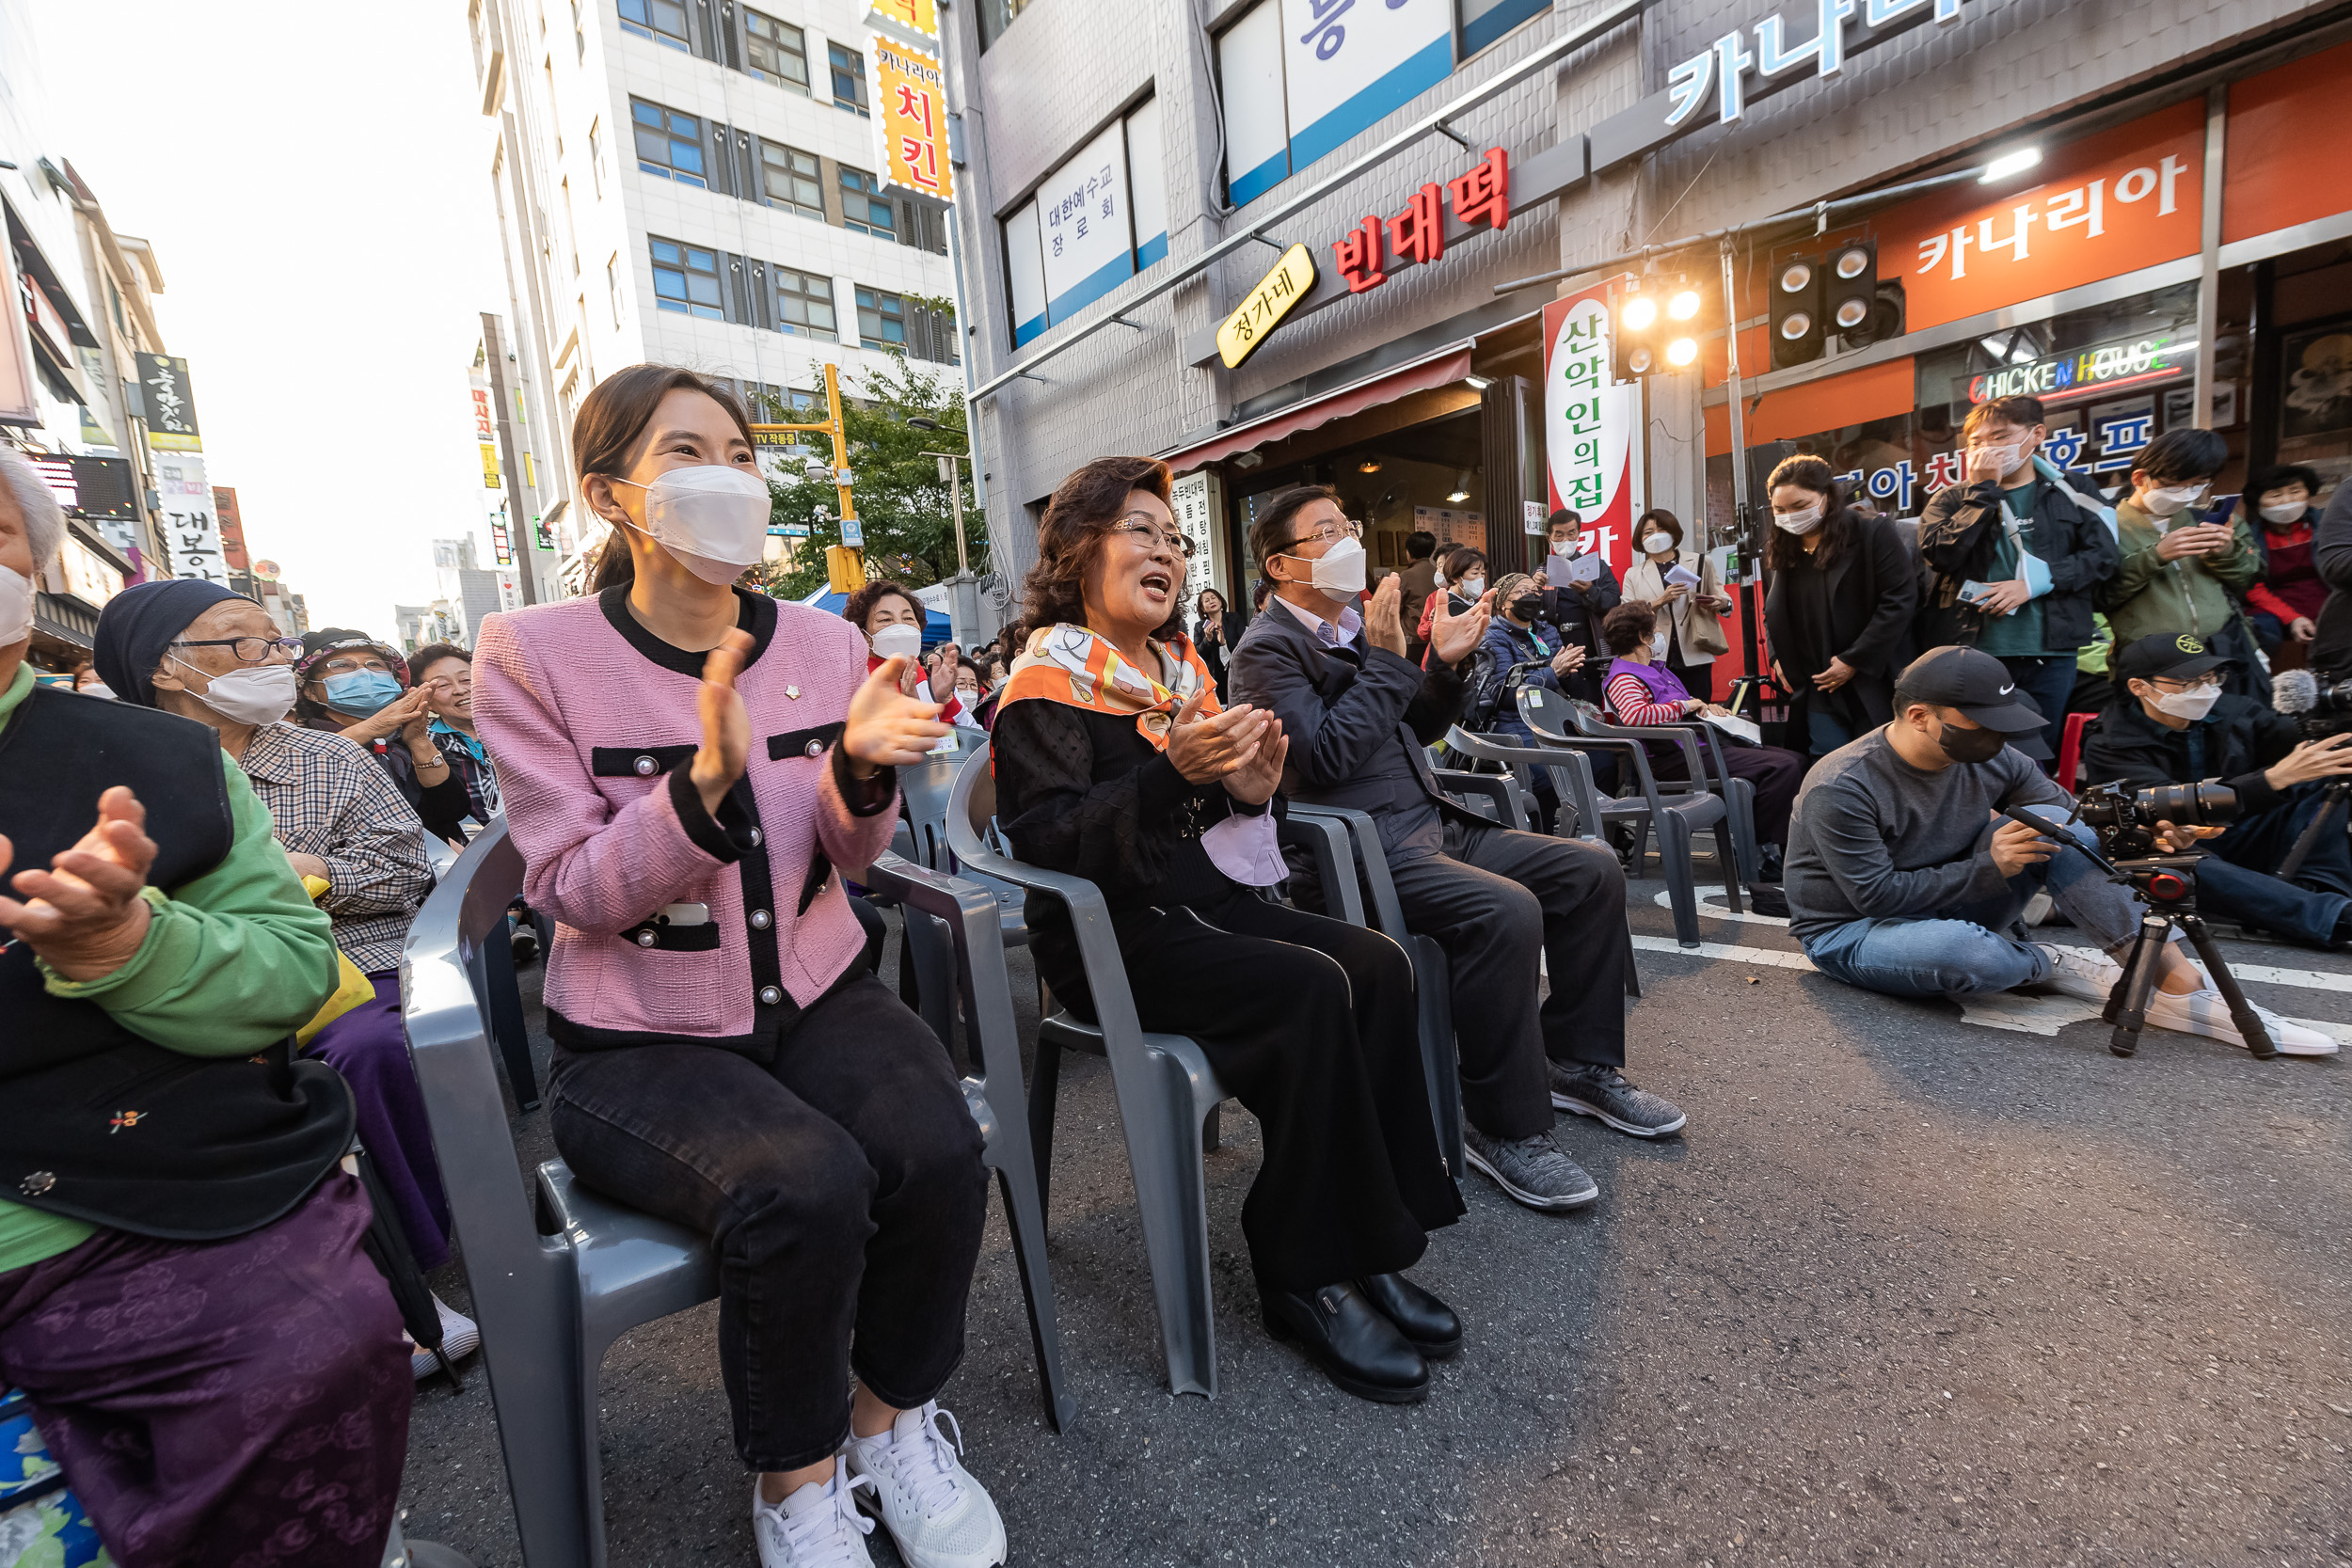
[2275,777,2351,882]
[1998,808,2277,1060]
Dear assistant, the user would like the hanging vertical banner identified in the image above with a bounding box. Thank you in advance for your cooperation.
[866,0,937,44]
[874,34,953,202]
[1542,282,1636,575]
[135,354,203,452]
[153,450,227,584]
[1169,468,1228,613]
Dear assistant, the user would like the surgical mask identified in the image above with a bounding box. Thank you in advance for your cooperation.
[2262,500,2308,526]
[1650,630,1670,659]
[0,562,30,646]
[2150,683,2221,721]
[181,658,297,727]
[321,669,404,718]
[79,681,116,701]
[1642,532,1674,555]
[1549,539,1578,557]
[1457,575,1485,599]
[1774,505,1824,534]
[1285,534,1367,596]
[870,623,925,661]
[1972,441,2025,477]
[2143,483,2206,517]
[1934,718,2009,766]
[609,464,772,585]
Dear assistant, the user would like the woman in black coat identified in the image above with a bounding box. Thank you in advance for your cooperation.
[1191,586,1245,701]
[1760,456,1917,758]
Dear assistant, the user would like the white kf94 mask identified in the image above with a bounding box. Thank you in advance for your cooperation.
[610,465,773,584]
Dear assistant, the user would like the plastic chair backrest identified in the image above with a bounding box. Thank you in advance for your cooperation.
[2058,710,2091,793]
[898,749,962,871]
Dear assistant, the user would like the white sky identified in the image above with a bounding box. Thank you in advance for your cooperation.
[32,0,507,635]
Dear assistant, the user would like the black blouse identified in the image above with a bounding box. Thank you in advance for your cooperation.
[991,698,1271,942]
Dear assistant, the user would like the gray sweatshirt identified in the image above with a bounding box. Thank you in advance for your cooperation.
[1784,727,2071,942]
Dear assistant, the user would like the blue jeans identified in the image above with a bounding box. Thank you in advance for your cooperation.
[2191,784,2352,947]
[1998,655,2077,768]
[1803,807,2147,998]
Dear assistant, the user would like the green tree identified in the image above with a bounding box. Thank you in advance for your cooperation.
[754,343,982,601]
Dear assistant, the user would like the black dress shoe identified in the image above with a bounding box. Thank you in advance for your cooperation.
[1357,1272,1462,1359]
[1262,1281,1429,1403]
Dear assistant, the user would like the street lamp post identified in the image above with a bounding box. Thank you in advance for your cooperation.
[909,417,983,643]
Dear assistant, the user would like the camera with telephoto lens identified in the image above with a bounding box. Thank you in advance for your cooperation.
[2070,780,2240,859]
[2271,667,2352,738]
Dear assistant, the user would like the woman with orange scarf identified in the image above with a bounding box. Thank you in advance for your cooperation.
[990,455,1464,1406]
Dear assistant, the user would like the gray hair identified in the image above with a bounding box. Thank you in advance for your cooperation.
[0,448,64,575]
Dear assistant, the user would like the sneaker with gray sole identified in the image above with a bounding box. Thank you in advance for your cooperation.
[1462,1124,1598,1211]
[1549,1062,1688,1138]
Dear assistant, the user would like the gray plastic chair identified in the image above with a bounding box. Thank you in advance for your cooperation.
[1532,687,1763,885]
[1438,730,1606,842]
[1509,691,1741,946]
[400,821,1073,1568]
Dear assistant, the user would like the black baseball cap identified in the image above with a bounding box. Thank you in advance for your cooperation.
[1893,645,2050,734]
[2113,631,2230,685]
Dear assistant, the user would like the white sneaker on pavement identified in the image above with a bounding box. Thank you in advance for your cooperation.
[408,1294,480,1382]
[2030,943,2123,1004]
[843,1403,1007,1568]
[753,1470,876,1568]
[2144,986,2339,1055]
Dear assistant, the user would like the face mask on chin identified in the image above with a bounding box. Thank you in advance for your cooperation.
[1933,716,2010,765]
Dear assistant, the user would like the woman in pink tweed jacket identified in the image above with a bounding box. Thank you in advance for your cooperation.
[471,366,1010,1568]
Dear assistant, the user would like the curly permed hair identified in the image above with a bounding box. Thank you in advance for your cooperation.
[1012,455,1181,648]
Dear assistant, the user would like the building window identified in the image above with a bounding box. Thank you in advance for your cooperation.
[588,119,603,198]
[909,300,959,365]
[828,42,870,116]
[572,0,587,56]
[650,236,723,319]
[617,0,690,50]
[759,140,823,221]
[855,286,908,350]
[631,98,707,186]
[745,8,810,93]
[608,255,623,326]
[562,180,580,277]
[976,0,1033,49]
[838,165,895,238]
[775,267,838,341]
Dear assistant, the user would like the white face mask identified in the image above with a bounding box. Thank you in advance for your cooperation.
[2143,483,2206,518]
[1971,441,2026,479]
[1774,505,1824,534]
[2262,499,2308,525]
[1284,534,1367,597]
[1457,575,1486,599]
[610,464,772,584]
[870,622,925,661]
[176,657,299,727]
[1650,630,1670,659]
[1549,539,1578,557]
[0,562,31,646]
[1641,533,1674,556]
[79,681,117,701]
[2149,683,2221,721]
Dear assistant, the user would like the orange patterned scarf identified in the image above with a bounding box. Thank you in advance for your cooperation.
[993,623,1220,752]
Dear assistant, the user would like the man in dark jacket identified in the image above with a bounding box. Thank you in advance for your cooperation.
[1917,394,2120,761]
[2306,474,2352,680]
[1537,509,1620,704]
[1229,485,1680,1218]
[1397,529,1440,665]
[2080,632,2352,948]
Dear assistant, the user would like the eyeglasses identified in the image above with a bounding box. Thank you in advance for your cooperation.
[316,656,392,676]
[1107,513,1194,558]
[1284,518,1361,551]
[169,635,302,665]
[2153,673,2223,692]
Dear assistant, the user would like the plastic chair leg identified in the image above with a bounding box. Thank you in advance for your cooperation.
[483,918,541,1112]
[1660,816,1702,948]
[1713,817,1746,915]
[1107,1041,1223,1400]
[1027,1037,1062,1220]
[992,1154,1078,1432]
[909,911,959,1065]
[1201,1102,1221,1153]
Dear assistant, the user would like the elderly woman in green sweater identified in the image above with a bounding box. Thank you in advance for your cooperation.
[2099,428,2267,696]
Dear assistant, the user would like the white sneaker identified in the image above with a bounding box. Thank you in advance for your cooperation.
[2030,943,2122,1004]
[843,1403,1007,1568]
[2143,986,2340,1056]
[408,1294,481,1381]
[753,1470,876,1568]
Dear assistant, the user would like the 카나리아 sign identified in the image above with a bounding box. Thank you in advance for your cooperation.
[1217,244,1319,369]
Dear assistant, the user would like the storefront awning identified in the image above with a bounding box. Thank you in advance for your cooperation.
[1160,346,1476,475]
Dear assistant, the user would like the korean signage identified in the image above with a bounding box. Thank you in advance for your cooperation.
[1169,469,1228,619]
[1412,506,1485,554]
[1217,244,1318,370]
[866,0,936,42]
[1963,331,2191,408]
[874,34,953,203]
[135,354,202,451]
[1542,283,1636,573]
[1037,121,1133,323]
[152,450,227,584]
[1333,147,1509,294]
[488,498,515,567]
[213,486,250,572]
[1223,0,1453,205]
[0,245,34,427]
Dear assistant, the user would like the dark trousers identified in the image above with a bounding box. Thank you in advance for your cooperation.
[308,970,452,1269]
[1998,655,2077,767]
[1035,895,1460,1295]
[0,1174,412,1568]
[1311,818,1628,1143]
[1648,739,1807,848]
[548,974,987,1471]
[2196,784,2352,947]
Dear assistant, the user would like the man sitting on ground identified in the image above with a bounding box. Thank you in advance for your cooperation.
[1783,644,2333,1053]
[1230,484,1687,1215]
[2080,632,2352,949]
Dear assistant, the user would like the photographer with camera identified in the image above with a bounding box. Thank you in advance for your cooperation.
[2080,632,2352,949]
[1784,646,2334,1053]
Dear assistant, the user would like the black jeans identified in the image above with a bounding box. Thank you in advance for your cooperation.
[548,974,987,1471]
[1330,819,1629,1143]
[1034,894,1460,1295]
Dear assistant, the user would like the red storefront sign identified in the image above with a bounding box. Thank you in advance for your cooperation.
[1333,148,1510,293]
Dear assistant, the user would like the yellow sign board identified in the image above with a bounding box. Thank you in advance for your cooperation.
[866,0,937,40]
[479,443,501,489]
[874,34,952,203]
[1216,244,1318,370]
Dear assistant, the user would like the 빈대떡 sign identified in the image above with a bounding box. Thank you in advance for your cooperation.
[1217,245,1319,369]
[875,33,952,202]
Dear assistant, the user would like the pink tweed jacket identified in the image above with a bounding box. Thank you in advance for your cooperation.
[471,587,898,1051]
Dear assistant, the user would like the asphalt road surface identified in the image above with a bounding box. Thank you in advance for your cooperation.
[401,878,2352,1567]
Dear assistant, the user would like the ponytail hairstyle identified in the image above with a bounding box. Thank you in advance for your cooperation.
[576,364,757,592]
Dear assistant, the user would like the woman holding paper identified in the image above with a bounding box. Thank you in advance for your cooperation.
[1760,455,1917,760]
[1600,599,1805,879]
[1621,509,1732,694]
